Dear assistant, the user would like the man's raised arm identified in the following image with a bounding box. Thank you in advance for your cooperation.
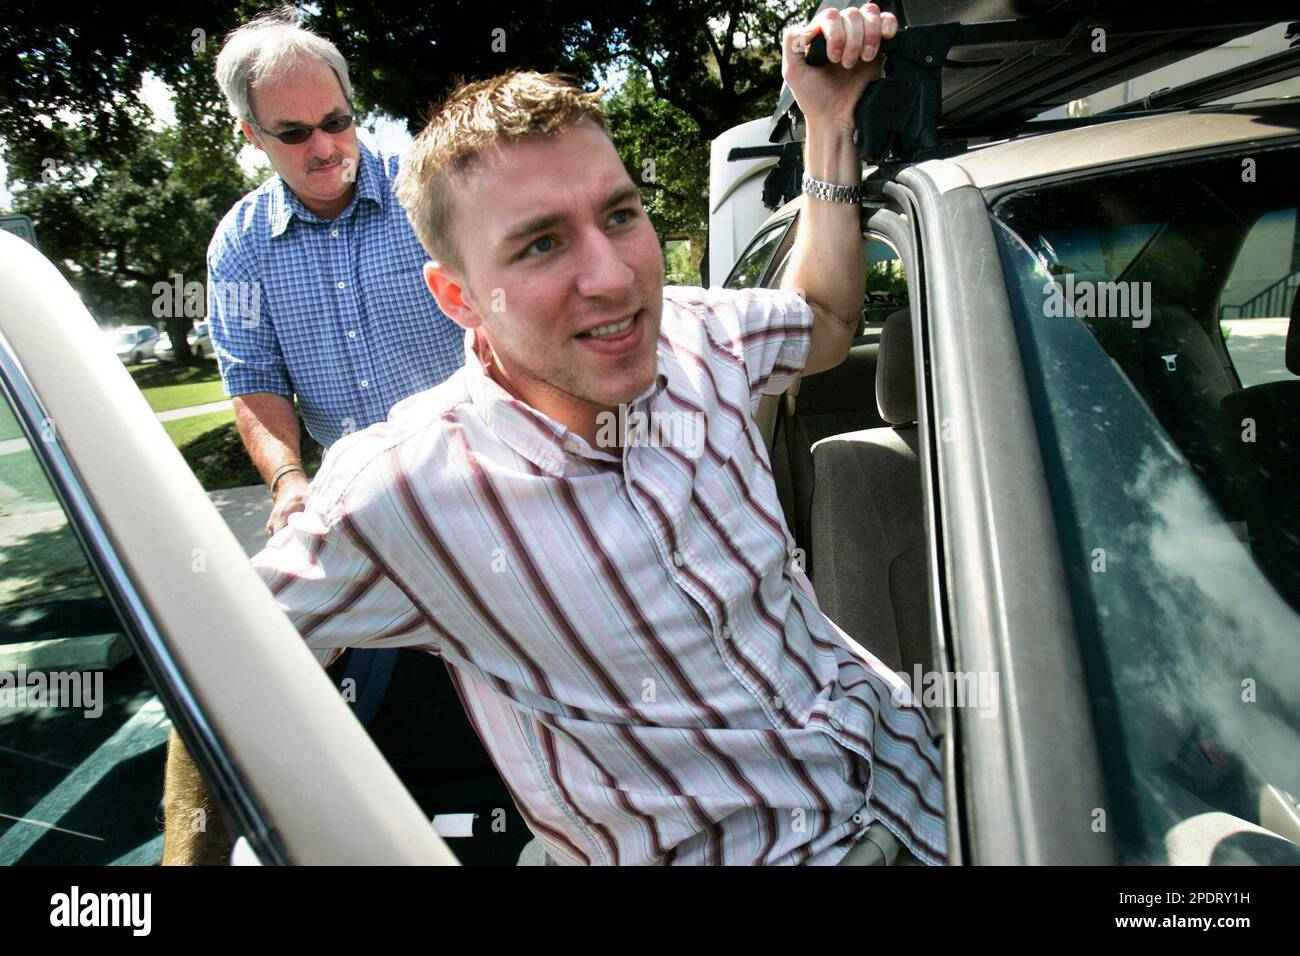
[779,3,896,376]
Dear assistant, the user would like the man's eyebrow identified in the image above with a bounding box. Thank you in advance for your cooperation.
[603,184,641,209]
[500,185,643,244]
[501,211,566,244]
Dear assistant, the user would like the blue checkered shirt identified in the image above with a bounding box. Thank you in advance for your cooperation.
[206,140,464,449]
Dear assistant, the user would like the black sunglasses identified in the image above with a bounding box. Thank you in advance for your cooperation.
[250,113,354,145]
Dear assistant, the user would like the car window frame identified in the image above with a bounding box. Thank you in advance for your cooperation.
[893,162,1116,865]
[724,216,797,290]
[0,330,280,864]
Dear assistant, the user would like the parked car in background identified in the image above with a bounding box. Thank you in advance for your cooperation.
[105,325,159,366]
[714,0,1300,864]
[153,321,215,363]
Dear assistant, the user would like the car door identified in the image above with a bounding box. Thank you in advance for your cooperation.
[894,161,1116,864]
[902,136,1300,865]
[0,231,455,865]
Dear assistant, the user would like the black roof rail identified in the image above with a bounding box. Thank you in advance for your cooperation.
[1099,27,1300,114]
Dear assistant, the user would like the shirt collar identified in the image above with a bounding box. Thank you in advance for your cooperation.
[269,139,385,237]
[462,329,666,476]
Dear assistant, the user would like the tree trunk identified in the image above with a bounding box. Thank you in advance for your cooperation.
[164,317,196,364]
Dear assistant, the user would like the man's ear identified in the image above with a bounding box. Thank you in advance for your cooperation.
[239,119,262,152]
[424,261,481,331]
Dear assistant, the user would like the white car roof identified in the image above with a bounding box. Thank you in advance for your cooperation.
[948,99,1300,190]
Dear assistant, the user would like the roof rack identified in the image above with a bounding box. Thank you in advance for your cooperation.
[740,0,1300,210]
[1100,30,1300,114]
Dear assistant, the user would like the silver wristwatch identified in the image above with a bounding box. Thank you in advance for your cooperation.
[802,173,864,205]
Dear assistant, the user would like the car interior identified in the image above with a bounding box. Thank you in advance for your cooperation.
[725,139,1300,863]
[728,231,933,681]
[993,145,1300,611]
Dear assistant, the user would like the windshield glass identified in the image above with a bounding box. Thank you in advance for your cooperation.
[724,220,789,290]
[992,143,1300,865]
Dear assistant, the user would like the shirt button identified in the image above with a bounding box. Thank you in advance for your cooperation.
[829,717,843,731]
[851,812,864,826]
[772,695,784,711]
[337,280,346,290]
[359,380,369,388]
[330,228,339,238]
[672,551,685,567]
[720,624,732,641]
[347,330,356,338]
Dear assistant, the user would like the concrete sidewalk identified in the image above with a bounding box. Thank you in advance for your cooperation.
[155,399,233,422]
[207,484,274,557]
[0,484,271,673]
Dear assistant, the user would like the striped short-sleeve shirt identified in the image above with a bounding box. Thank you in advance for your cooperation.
[252,285,948,865]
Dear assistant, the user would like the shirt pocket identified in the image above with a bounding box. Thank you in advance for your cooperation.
[362,262,432,319]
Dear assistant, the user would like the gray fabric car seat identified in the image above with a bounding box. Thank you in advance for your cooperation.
[1219,290,1300,606]
[1141,305,1242,499]
[1078,292,1247,515]
[809,310,932,674]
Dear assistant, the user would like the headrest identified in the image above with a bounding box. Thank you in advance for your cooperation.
[876,309,916,426]
[1288,282,1299,376]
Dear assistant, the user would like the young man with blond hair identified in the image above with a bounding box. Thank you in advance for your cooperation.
[168,3,947,865]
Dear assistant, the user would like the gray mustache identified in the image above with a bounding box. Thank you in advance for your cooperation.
[306,155,346,171]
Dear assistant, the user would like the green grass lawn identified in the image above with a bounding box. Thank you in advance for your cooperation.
[0,448,58,513]
[0,363,225,441]
[0,394,26,443]
[160,410,321,492]
[2,407,314,503]
[128,362,227,413]
[1,364,317,498]
[161,408,237,447]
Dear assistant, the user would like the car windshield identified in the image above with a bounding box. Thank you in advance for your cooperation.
[724,220,789,289]
[113,331,136,346]
[992,142,1300,864]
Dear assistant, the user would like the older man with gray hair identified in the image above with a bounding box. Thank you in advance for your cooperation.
[163,7,524,865]
[208,7,463,516]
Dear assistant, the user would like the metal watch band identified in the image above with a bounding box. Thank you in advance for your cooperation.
[801,172,864,205]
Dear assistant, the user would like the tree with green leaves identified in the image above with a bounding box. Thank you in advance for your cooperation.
[589,0,816,141]
[301,1,602,127]
[0,2,256,173]
[2,0,810,311]
[604,64,710,277]
[9,123,255,361]
[1,1,265,360]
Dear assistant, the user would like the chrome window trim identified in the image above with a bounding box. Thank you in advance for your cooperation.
[0,327,287,865]
[725,216,796,289]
